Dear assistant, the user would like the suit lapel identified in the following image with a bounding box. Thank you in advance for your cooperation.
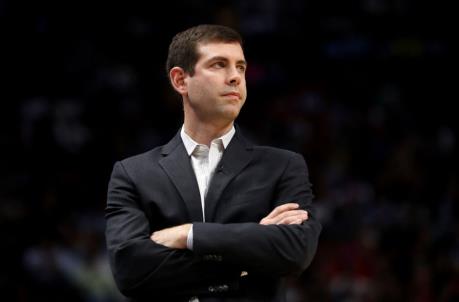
[159,132,204,222]
[205,131,254,221]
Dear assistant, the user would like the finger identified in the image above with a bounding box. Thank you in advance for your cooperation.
[265,203,299,219]
[151,230,166,243]
[151,234,160,243]
[271,209,308,224]
[259,217,272,225]
[289,219,303,225]
[260,209,308,225]
[266,203,299,218]
[278,214,307,225]
[151,232,162,241]
[280,217,303,225]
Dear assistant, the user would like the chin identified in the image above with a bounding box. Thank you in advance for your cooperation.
[219,110,240,121]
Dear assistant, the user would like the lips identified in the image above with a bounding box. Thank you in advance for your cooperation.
[222,92,241,99]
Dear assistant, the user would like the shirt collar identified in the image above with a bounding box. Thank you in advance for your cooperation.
[180,125,236,156]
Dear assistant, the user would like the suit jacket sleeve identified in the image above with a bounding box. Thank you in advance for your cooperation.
[192,152,322,276]
[105,161,239,298]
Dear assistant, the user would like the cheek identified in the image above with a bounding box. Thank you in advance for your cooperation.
[187,80,205,98]
[240,85,247,103]
[187,81,215,106]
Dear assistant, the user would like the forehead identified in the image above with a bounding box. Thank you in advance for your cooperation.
[196,42,245,62]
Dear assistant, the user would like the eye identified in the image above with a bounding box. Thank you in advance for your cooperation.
[212,61,226,68]
[237,65,246,73]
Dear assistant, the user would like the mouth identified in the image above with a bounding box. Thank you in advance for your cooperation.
[222,92,241,99]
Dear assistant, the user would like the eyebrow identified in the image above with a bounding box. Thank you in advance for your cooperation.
[207,56,247,66]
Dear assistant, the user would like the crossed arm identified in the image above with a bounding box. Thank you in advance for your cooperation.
[151,203,309,249]
[106,153,321,298]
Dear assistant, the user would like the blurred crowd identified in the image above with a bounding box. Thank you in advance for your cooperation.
[1,1,457,301]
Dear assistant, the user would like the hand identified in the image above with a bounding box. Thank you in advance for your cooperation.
[150,224,191,249]
[260,203,308,225]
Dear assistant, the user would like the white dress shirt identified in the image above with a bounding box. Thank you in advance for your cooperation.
[180,125,235,249]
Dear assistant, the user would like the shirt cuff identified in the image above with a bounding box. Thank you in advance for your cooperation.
[186,224,194,250]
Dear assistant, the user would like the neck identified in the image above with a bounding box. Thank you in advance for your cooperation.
[183,116,233,146]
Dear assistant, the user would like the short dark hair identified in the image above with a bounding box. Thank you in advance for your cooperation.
[166,24,243,77]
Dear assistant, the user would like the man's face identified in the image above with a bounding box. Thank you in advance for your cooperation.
[184,42,247,124]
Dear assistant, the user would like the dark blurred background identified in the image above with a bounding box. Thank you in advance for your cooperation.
[1,1,457,301]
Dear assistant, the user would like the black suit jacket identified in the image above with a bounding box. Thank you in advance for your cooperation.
[105,129,322,301]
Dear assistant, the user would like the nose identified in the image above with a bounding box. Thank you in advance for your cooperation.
[227,66,242,86]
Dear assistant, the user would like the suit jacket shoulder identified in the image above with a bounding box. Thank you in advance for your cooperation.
[117,131,183,176]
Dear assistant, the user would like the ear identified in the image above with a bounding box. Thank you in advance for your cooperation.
[169,67,188,95]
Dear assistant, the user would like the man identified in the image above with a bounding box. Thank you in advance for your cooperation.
[105,24,321,301]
